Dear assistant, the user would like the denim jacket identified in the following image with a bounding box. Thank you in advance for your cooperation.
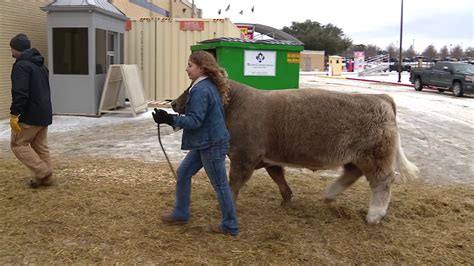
[173,78,229,150]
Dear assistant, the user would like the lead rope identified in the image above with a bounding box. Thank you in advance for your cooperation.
[157,125,177,179]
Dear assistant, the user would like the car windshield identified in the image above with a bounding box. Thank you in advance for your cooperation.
[452,63,474,74]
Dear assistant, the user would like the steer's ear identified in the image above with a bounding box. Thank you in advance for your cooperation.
[171,90,188,114]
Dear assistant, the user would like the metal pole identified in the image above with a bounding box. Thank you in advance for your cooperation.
[398,0,404,82]
[191,0,195,18]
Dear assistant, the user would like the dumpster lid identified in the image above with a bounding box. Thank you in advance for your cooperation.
[199,37,303,46]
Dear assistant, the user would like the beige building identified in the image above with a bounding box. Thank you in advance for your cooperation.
[110,0,202,19]
[300,50,325,72]
[0,0,49,119]
[0,0,203,119]
[125,18,241,100]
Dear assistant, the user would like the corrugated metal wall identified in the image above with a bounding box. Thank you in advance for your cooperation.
[0,1,49,119]
[125,18,241,100]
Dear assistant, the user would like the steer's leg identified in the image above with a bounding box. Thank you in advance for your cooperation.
[366,171,395,224]
[228,160,256,202]
[265,165,293,205]
[324,163,363,202]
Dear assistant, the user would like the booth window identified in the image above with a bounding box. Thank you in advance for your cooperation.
[53,28,88,75]
[108,33,115,51]
[96,29,107,74]
[119,33,124,64]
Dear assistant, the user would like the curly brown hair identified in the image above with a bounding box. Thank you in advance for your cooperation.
[189,51,231,104]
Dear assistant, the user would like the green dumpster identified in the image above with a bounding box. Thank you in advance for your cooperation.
[191,37,304,90]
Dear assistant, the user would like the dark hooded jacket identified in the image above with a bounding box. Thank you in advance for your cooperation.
[10,48,52,126]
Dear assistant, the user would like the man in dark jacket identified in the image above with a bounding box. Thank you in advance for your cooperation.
[9,33,54,188]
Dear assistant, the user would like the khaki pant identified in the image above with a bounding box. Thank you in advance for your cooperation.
[11,123,52,179]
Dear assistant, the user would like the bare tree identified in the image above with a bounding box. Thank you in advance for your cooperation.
[366,44,382,58]
[403,45,417,59]
[465,46,474,59]
[386,43,398,60]
[422,45,437,61]
[439,45,449,60]
[450,45,463,60]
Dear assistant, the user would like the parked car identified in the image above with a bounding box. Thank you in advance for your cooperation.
[388,62,411,72]
[409,61,474,97]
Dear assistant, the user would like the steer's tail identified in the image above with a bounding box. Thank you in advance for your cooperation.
[395,133,419,182]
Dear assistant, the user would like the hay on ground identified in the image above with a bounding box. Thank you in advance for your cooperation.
[1,158,473,264]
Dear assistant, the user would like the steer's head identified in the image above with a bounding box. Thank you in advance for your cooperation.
[171,87,189,114]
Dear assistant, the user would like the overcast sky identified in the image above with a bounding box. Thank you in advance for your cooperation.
[194,0,473,53]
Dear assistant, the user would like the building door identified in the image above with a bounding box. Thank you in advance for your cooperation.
[304,57,312,71]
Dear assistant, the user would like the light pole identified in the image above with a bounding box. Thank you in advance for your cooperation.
[398,0,404,82]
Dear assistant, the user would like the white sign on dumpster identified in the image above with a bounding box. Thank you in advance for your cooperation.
[244,50,276,76]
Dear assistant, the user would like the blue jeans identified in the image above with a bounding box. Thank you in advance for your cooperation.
[171,144,239,234]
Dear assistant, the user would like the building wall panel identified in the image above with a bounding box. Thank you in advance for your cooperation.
[125,18,241,100]
[111,0,172,19]
[0,1,49,119]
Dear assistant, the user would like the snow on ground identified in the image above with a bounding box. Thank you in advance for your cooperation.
[1,73,473,184]
[301,74,474,184]
[0,108,187,162]
[301,71,413,85]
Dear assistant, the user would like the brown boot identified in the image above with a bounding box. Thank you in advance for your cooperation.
[30,173,54,189]
[207,224,238,236]
[161,213,188,225]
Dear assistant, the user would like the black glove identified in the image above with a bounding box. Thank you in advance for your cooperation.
[152,108,176,126]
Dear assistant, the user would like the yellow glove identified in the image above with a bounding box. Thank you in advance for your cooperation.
[10,115,21,133]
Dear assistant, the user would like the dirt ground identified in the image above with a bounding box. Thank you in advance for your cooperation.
[0,77,473,263]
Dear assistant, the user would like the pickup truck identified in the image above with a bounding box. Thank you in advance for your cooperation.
[409,61,474,97]
[388,62,411,72]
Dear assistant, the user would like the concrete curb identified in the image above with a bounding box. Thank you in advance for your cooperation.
[345,77,413,87]
[308,74,445,91]
[318,75,347,80]
[316,75,413,87]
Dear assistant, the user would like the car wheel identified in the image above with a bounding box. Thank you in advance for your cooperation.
[438,89,445,92]
[414,78,423,91]
[452,82,463,97]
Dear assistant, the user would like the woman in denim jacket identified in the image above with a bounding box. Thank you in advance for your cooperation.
[152,51,239,236]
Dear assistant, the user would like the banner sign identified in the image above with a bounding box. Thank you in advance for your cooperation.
[237,25,254,39]
[180,21,204,31]
[354,51,365,72]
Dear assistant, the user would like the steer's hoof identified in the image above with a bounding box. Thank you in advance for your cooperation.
[366,211,385,225]
[366,218,381,225]
[324,197,335,204]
